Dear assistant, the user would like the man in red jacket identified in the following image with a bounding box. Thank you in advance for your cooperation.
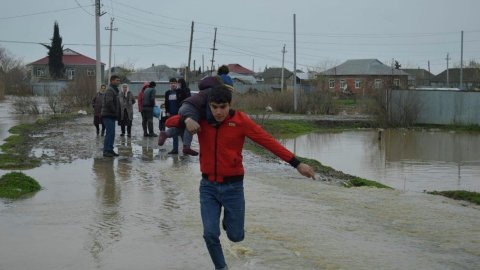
[183,85,315,270]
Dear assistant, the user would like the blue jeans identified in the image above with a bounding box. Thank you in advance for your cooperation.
[166,127,193,148]
[200,178,245,270]
[102,117,116,153]
[172,134,179,152]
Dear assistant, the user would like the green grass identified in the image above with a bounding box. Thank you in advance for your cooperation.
[0,154,40,170]
[428,190,480,205]
[0,172,41,199]
[261,120,319,137]
[296,157,391,189]
[0,112,81,170]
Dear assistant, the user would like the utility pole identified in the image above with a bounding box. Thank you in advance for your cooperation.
[446,53,451,87]
[186,21,194,82]
[460,30,464,90]
[281,44,287,92]
[193,60,196,76]
[293,14,298,112]
[428,60,431,84]
[252,59,255,74]
[105,17,117,84]
[202,54,204,74]
[95,0,106,90]
[210,27,217,75]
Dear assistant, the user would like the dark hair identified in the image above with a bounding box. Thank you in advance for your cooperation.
[110,75,120,82]
[210,85,232,104]
[217,65,229,75]
[149,81,156,87]
[169,77,177,83]
[178,78,187,89]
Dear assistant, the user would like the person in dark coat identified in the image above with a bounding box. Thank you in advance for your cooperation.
[92,84,106,136]
[160,78,201,155]
[101,75,121,157]
[142,81,157,137]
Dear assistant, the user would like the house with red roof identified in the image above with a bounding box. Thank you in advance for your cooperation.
[227,64,254,75]
[28,48,104,82]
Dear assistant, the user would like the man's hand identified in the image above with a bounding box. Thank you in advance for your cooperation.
[185,117,201,134]
[296,163,315,180]
[166,112,171,117]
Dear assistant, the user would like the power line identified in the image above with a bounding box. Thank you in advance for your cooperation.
[0,5,94,20]
[74,0,94,16]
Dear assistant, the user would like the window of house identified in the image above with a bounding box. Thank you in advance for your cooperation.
[328,79,335,88]
[355,80,361,89]
[393,79,400,87]
[340,79,346,90]
[36,68,45,77]
[67,68,75,80]
[374,79,383,89]
[87,69,95,76]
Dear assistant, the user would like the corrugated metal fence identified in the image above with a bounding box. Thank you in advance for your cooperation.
[391,89,480,125]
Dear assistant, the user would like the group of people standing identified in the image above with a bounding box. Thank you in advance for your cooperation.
[91,75,199,157]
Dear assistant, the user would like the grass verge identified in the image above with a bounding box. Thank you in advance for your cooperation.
[0,172,41,199]
[0,113,80,170]
[427,190,480,205]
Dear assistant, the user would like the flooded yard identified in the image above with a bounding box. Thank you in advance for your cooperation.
[0,99,479,269]
[281,129,480,192]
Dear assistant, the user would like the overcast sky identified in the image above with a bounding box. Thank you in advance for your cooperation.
[1,0,479,74]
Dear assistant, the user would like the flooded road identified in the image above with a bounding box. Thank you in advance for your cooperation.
[0,109,479,269]
[282,129,480,192]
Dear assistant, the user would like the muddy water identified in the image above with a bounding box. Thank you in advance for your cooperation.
[0,114,479,269]
[282,129,480,192]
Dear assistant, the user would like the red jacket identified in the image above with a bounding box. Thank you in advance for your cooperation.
[137,85,148,112]
[198,110,299,183]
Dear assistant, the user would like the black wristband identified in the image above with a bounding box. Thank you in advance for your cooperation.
[288,157,301,168]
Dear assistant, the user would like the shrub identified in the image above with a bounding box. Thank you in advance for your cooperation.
[233,89,335,115]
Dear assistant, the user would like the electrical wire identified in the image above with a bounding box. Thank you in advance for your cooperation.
[0,4,95,20]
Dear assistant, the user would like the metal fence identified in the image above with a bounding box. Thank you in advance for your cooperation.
[391,89,480,125]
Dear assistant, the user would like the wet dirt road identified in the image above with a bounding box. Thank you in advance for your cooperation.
[0,115,479,270]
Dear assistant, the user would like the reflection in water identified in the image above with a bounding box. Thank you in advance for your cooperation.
[117,137,133,158]
[281,129,480,192]
[88,158,122,262]
[141,145,154,161]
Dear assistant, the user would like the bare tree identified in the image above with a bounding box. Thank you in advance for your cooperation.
[0,47,31,97]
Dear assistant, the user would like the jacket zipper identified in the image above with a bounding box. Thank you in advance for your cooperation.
[214,125,219,181]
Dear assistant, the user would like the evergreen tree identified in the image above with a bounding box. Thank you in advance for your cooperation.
[394,60,401,70]
[42,21,64,79]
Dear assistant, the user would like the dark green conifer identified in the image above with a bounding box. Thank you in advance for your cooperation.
[42,21,64,79]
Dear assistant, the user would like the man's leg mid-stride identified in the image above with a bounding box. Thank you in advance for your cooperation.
[200,178,245,270]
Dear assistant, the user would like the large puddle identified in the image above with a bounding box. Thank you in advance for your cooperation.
[281,129,480,192]
[0,97,479,269]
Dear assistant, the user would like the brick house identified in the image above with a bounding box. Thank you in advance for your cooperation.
[320,59,409,96]
[28,48,104,82]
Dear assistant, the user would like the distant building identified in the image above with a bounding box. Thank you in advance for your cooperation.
[227,64,255,75]
[320,59,409,96]
[430,68,480,90]
[401,68,434,88]
[127,64,180,83]
[28,48,104,82]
